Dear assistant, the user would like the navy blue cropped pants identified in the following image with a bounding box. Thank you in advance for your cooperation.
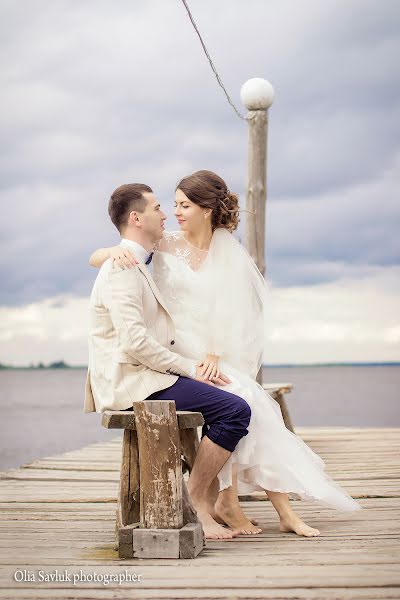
[147,376,251,453]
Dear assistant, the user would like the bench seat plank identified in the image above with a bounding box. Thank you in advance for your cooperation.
[102,410,204,431]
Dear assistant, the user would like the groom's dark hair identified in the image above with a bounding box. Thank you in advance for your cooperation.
[108,183,153,232]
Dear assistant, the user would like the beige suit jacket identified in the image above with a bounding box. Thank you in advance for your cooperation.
[84,259,195,413]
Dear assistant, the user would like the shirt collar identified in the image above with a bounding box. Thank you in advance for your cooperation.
[120,238,152,265]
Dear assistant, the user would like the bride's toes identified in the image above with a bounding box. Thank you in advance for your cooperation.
[296,523,320,537]
[279,516,320,537]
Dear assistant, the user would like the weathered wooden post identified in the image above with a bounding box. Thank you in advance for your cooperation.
[241,77,275,274]
[241,77,275,384]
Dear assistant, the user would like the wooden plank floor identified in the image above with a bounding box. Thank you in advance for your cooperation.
[1,427,400,599]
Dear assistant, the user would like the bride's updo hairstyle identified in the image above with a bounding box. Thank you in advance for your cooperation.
[176,170,240,232]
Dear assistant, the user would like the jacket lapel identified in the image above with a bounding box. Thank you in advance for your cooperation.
[137,262,171,316]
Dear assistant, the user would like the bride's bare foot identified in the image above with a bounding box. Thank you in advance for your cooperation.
[198,509,240,540]
[279,513,320,537]
[214,496,262,535]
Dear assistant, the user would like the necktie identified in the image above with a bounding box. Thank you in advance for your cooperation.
[145,252,154,265]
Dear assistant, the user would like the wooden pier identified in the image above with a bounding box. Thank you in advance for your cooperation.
[1,427,399,599]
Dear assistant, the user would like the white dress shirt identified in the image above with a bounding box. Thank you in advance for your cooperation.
[120,238,153,266]
[119,238,197,378]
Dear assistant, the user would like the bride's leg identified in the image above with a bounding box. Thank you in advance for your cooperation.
[266,490,320,537]
[214,472,262,535]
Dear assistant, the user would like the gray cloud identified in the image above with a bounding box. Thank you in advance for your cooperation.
[0,0,399,305]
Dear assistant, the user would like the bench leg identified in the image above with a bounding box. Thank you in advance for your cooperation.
[272,391,295,433]
[118,429,140,525]
[116,429,140,555]
[179,427,202,524]
[180,426,200,472]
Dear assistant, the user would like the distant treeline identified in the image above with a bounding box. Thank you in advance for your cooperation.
[0,360,73,370]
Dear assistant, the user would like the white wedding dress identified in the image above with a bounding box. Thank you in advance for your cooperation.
[153,229,361,512]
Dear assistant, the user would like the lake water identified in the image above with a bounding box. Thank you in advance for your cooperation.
[0,366,399,470]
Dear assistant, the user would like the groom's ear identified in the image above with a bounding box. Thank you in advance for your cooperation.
[128,210,140,226]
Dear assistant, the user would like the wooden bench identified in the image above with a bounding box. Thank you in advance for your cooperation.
[101,383,293,558]
[263,382,294,433]
[102,401,204,559]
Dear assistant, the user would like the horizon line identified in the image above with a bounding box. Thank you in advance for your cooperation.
[1,360,400,369]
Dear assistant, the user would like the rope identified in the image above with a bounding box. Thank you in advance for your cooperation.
[180,0,247,121]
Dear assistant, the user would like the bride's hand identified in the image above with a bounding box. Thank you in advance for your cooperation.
[198,353,221,381]
[211,372,232,386]
[109,246,138,269]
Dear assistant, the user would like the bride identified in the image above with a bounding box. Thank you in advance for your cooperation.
[90,169,361,537]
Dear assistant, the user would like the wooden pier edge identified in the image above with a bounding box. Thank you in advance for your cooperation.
[1,426,400,598]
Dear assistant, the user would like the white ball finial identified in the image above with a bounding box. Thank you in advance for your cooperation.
[240,78,275,110]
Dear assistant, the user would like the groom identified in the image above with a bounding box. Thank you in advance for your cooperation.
[84,183,251,540]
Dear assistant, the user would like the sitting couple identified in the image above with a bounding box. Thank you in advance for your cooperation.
[85,169,361,540]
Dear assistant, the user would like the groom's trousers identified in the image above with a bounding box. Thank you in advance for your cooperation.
[146,376,251,453]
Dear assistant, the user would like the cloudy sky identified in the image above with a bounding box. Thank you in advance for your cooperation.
[0,0,399,365]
